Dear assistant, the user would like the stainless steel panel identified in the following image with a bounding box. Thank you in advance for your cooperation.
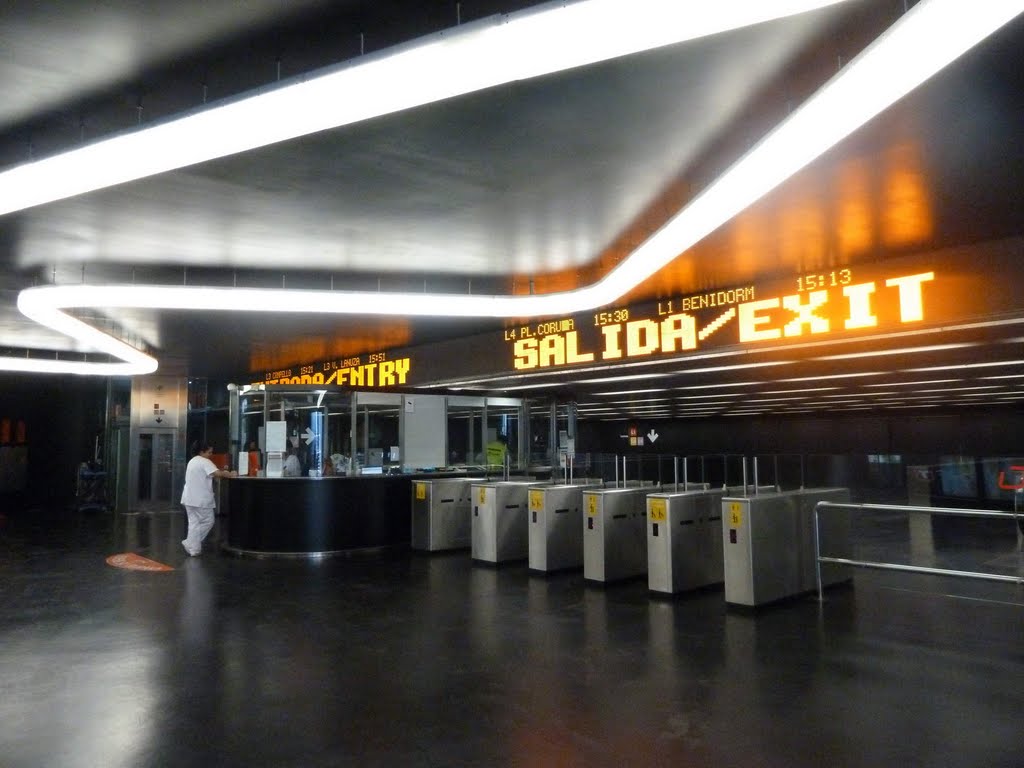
[527,483,602,573]
[471,481,545,563]
[647,488,728,595]
[411,477,482,551]
[722,487,850,606]
[647,487,770,593]
[583,487,654,583]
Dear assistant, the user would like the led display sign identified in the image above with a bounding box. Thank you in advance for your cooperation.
[263,354,412,386]
[508,269,935,371]
[254,246,1020,388]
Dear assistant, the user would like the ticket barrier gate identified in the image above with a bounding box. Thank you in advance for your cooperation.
[722,487,851,607]
[411,477,483,552]
[646,485,775,594]
[528,482,603,573]
[471,481,547,564]
[646,486,716,594]
[583,486,658,583]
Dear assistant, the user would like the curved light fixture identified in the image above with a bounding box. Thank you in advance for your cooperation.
[3,0,1023,375]
[0,0,849,217]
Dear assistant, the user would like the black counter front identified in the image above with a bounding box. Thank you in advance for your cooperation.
[221,473,468,557]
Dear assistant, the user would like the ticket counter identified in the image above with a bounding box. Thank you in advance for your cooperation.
[222,383,568,556]
[221,472,470,557]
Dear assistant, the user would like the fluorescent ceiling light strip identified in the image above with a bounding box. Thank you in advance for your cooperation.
[675,381,762,391]
[592,0,1024,298]
[596,397,668,405]
[759,387,840,394]
[813,343,980,361]
[915,385,1002,392]
[864,379,960,387]
[495,381,573,391]
[0,0,850,216]
[5,0,1022,374]
[591,388,669,396]
[903,360,1024,373]
[674,393,741,401]
[818,390,899,398]
[678,361,796,374]
[571,373,672,385]
[779,372,888,383]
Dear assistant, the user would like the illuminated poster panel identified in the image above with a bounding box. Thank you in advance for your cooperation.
[255,246,1019,387]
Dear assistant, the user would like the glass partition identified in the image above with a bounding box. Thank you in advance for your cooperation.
[483,397,523,470]
[266,389,327,477]
[446,396,482,467]
[231,385,530,475]
[325,393,354,475]
[238,386,266,457]
[353,393,401,474]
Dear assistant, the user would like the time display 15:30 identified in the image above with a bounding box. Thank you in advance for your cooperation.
[594,308,629,325]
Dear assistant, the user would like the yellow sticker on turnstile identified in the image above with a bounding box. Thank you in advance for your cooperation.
[586,494,597,517]
[529,489,544,511]
[478,486,487,504]
[648,498,666,522]
[729,502,743,527]
[415,483,426,500]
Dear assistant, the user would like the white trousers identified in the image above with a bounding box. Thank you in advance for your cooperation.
[183,505,215,554]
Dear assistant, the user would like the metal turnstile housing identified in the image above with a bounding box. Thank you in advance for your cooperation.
[646,485,773,594]
[528,483,602,573]
[583,486,655,583]
[722,487,851,606]
[410,477,482,551]
[471,481,546,563]
[647,488,727,594]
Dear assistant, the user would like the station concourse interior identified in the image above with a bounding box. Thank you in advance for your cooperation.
[2,2,1024,767]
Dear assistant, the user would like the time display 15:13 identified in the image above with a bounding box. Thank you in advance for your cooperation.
[797,268,852,292]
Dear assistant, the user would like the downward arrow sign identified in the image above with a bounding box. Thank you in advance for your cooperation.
[647,429,659,443]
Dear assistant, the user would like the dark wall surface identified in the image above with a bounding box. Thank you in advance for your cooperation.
[0,374,107,513]
[578,408,1024,458]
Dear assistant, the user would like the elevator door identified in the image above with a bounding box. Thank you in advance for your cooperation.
[136,430,177,509]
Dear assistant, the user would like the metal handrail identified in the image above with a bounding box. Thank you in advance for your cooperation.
[813,501,1024,600]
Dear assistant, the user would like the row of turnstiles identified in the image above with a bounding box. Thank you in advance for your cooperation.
[411,478,852,606]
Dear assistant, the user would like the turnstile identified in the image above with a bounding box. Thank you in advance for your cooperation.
[410,477,482,551]
[528,482,602,573]
[583,486,656,583]
[647,488,726,594]
[471,480,546,564]
[722,487,851,606]
[647,485,774,594]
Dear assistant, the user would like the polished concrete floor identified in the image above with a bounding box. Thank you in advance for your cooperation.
[1,505,1023,768]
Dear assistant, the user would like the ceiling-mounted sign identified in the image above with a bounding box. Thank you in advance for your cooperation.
[253,243,1021,388]
[262,353,412,386]
[509,267,935,371]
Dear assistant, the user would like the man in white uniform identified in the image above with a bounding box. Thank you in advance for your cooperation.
[181,443,236,556]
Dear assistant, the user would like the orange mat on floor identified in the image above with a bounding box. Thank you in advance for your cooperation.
[105,553,175,571]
